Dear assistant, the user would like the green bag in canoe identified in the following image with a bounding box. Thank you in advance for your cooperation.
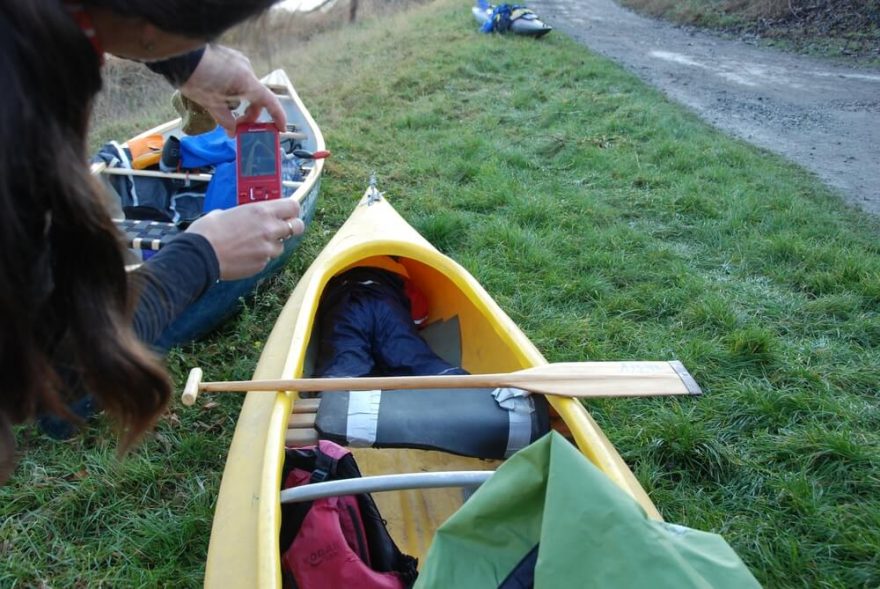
[416,431,761,588]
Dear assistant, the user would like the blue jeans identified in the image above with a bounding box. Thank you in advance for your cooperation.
[314,267,466,378]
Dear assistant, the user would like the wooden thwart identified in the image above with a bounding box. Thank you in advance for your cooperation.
[100,166,304,189]
[288,413,317,428]
[286,398,320,447]
[181,361,702,407]
[291,398,321,414]
[286,428,319,447]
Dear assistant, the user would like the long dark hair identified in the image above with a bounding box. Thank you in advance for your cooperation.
[0,0,277,482]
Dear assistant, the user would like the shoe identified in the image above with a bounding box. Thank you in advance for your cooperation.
[36,396,98,440]
[171,91,217,136]
[159,135,182,173]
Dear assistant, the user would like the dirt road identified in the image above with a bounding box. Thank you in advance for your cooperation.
[530,0,880,216]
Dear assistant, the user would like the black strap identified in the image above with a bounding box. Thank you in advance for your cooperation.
[310,447,339,483]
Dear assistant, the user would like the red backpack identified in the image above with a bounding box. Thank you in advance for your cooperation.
[280,441,419,589]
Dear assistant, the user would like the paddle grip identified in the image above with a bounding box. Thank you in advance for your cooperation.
[181,367,204,407]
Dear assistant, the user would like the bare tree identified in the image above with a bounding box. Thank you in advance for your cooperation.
[349,0,359,22]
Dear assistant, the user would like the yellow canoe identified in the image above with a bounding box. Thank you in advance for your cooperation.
[204,185,660,588]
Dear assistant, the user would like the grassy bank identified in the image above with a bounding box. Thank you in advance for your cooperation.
[3,0,880,586]
[618,0,880,64]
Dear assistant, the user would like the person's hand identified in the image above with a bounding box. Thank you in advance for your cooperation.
[187,199,304,280]
[180,45,286,135]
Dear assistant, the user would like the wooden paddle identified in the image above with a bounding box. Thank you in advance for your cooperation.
[181,361,701,406]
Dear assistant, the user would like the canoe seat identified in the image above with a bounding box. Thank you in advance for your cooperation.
[313,387,550,460]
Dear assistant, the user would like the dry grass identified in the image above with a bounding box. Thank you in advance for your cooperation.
[223,0,434,71]
[618,0,880,61]
[623,0,873,22]
[88,59,176,151]
[723,0,792,19]
[89,0,430,151]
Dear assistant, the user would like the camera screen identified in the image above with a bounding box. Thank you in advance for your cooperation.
[239,131,277,177]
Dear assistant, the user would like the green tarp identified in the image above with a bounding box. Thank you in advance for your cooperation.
[416,432,761,588]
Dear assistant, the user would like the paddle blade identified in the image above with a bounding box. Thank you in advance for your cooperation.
[509,361,701,397]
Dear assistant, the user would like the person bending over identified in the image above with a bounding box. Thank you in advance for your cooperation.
[0,0,303,482]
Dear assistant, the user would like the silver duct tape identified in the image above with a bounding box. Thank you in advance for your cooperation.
[494,389,535,458]
[346,389,382,447]
[492,386,530,409]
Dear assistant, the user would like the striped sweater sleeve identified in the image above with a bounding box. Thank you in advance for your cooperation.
[132,232,219,346]
[145,47,206,87]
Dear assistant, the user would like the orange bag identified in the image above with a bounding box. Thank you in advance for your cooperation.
[127,133,165,169]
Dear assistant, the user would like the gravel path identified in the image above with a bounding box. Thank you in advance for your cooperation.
[530,0,880,215]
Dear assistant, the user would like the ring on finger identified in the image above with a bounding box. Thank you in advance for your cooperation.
[286,220,296,237]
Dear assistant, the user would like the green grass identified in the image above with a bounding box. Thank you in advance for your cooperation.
[3,0,880,586]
